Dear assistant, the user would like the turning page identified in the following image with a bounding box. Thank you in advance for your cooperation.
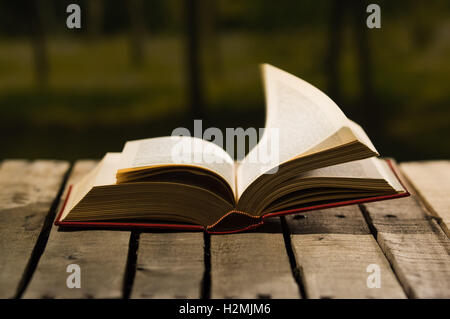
[237,64,354,198]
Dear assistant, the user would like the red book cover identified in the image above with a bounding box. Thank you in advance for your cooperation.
[55,159,409,234]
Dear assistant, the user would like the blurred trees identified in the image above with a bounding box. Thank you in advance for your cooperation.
[28,0,49,87]
[87,0,104,39]
[0,0,449,160]
[127,0,145,67]
[325,0,378,137]
[185,0,204,118]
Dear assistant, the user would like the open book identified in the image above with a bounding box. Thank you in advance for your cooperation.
[56,64,408,234]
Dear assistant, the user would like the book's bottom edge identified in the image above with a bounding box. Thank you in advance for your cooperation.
[55,191,408,234]
[55,219,206,232]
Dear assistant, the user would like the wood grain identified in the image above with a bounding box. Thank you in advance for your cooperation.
[23,161,131,299]
[0,160,69,298]
[131,232,204,298]
[210,218,300,299]
[362,160,450,298]
[400,161,450,237]
[286,206,406,299]
[3,157,448,299]
[362,193,450,298]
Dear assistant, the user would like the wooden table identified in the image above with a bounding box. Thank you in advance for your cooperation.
[0,159,449,299]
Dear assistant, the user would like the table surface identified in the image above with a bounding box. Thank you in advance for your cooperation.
[0,159,449,299]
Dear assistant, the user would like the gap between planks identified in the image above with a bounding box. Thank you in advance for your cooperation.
[15,162,73,298]
[209,218,301,299]
[0,160,70,299]
[130,219,302,299]
[3,159,448,299]
[20,160,208,299]
[360,160,450,298]
[283,205,407,299]
[22,161,131,298]
[400,161,450,238]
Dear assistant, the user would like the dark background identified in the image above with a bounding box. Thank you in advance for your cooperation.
[0,0,449,161]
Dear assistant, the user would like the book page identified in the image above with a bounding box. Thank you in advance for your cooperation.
[300,157,404,191]
[117,136,236,193]
[237,64,351,197]
[62,152,122,220]
[301,158,384,179]
[346,120,378,154]
[374,159,404,192]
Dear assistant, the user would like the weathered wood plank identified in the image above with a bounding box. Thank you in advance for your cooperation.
[210,218,300,299]
[362,162,450,298]
[23,161,131,299]
[286,206,406,299]
[131,232,204,298]
[0,160,69,299]
[400,161,450,237]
